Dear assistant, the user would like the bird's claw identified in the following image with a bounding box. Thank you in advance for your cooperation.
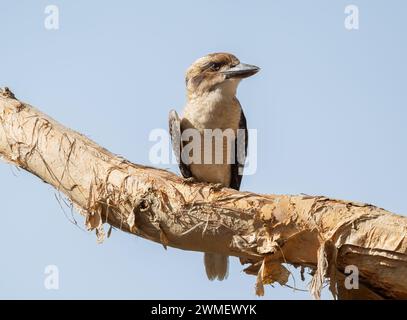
[183,176,198,184]
[209,183,224,192]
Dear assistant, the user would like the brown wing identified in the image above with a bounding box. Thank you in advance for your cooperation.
[230,108,248,191]
[169,109,192,178]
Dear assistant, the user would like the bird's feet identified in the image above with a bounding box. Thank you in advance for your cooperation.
[209,183,224,192]
[183,176,198,184]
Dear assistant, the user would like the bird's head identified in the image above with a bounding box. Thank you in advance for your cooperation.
[185,52,260,98]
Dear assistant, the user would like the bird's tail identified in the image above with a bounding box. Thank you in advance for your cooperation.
[204,253,229,281]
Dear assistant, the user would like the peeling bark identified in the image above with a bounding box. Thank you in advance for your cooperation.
[0,88,406,299]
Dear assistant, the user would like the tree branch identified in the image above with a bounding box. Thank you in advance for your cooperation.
[1,88,406,299]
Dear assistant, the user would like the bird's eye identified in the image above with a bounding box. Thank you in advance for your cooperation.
[211,63,221,71]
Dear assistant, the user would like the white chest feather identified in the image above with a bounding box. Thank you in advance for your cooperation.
[180,87,242,187]
[182,89,241,131]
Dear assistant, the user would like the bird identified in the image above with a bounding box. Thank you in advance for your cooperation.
[169,52,259,281]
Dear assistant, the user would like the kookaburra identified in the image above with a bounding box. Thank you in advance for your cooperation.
[169,53,259,280]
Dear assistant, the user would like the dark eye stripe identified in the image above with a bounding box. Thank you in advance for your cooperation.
[201,61,224,71]
[202,62,215,70]
[211,62,222,71]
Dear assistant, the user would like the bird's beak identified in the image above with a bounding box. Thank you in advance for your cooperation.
[222,63,260,79]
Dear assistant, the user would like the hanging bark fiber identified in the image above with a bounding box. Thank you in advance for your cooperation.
[0,88,406,299]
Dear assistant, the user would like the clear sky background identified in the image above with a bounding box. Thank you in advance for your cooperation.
[0,0,406,299]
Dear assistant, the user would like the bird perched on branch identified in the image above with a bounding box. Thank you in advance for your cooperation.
[169,52,259,280]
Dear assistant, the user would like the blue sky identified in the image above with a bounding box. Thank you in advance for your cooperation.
[0,0,406,299]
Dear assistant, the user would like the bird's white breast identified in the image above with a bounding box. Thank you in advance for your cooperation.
[181,86,242,186]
